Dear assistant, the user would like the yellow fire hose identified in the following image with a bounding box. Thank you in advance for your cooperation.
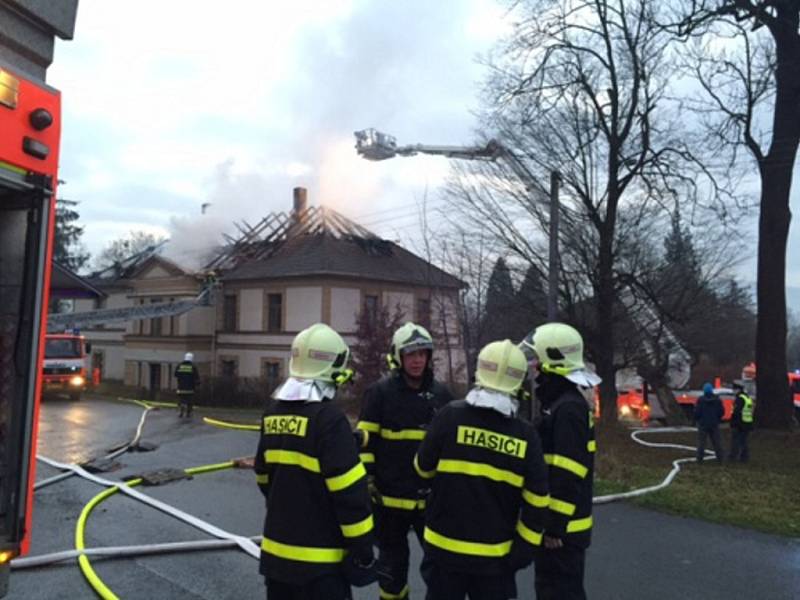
[202,417,260,431]
[75,462,235,600]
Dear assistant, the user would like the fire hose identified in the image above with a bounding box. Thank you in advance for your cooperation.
[593,426,713,504]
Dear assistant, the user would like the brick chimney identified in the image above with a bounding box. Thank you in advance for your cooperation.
[293,187,307,224]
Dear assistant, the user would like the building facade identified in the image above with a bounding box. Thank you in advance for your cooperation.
[71,189,466,398]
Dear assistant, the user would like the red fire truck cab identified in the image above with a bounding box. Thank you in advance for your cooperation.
[42,333,92,401]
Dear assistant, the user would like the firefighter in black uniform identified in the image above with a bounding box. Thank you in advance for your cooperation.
[356,322,453,600]
[414,339,549,600]
[254,323,376,600]
[521,322,600,600]
[174,352,199,418]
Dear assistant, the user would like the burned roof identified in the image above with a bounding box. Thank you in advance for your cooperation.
[222,232,464,288]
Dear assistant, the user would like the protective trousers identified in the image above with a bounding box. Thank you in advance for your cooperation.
[729,428,750,462]
[376,506,424,599]
[420,556,517,600]
[178,392,194,417]
[533,544,587,600]
[266,574,351,600]
[696,426,723,462]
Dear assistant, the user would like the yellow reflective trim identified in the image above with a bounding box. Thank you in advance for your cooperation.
[264,450,320,473]
[380,495,425,510]
[423,527,512,557]
[549,497,576,516]
[515,520,543,546]
[414,454,435,479]
[436,459,523,488]
[544,453,588,479]
[567,516,593,533]
[326,462,366,492]
[0,160,25,176]
[340,514,374,538]
[264,415,309,437]
[380,428,426,441]
[359,452,375,464]
[587,440,597,453]
[456,425,527,458]
[260,537,344,563]
[360,429,370,447]
[357,421,380,433]
[255,473,269,485]
[522,489,549,508]
[380,585,409,599]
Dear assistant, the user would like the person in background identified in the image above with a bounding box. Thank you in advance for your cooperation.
[728,382,754,463]
[254,323,375,600]
[174,352,199,418]
[694,382,725,464]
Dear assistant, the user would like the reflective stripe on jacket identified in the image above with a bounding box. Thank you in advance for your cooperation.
[415,400,549,574]
[356,373,453,508]
[254,399,374,584]
[538,389,595,549]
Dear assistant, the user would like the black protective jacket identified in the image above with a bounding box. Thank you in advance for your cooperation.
[536,374,595,549]
[356,372,453,510]
[254,399,374,584]
[174,361,199,394]
[415,400,549,574]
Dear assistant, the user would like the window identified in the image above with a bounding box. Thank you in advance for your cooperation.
[363,294,378,323]
[267,293,283,332]
[263,360,282,395]
[417,298,431,329]
[223,294,237,332]
[150,298,163,336]
[220,359,238,378]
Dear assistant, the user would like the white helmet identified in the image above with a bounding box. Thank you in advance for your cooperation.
[184,352,194,362]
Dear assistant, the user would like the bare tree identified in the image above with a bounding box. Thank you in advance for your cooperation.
[668,1,800,429]
[94,231,167,271]
[447,0,733,423]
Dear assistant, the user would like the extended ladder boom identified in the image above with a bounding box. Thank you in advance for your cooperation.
[47,287,213,332]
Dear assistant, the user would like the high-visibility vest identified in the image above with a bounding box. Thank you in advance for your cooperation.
[741,393,754,423]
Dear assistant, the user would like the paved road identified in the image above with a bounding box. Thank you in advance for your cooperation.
[8,397,799,599]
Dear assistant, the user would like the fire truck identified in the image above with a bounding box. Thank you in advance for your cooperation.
[0,1,79,595]
[42,332,92,401]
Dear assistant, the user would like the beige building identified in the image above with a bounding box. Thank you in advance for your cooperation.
[73,189,466,397]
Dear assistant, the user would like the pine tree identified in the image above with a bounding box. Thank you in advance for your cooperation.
[482,258,518,344]
[515,264,548,337]
[53,199,90,272]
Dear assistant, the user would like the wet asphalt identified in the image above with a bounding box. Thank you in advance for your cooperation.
[7,396,799,599]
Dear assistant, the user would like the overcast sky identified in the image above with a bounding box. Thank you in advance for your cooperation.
[48,0,799,297]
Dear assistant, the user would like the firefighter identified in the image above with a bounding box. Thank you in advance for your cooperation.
[254,323,376,600]
[414,339,549,600]
[521,323,599,600]
[174,352,199,418]
[728,382,754,463]
[356,322,454,600]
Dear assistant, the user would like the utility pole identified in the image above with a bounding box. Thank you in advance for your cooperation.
[548,171,561,321]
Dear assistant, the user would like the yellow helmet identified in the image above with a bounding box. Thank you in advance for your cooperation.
[521,322,585,375]
[475,340,528,395]
[388,322,433,370]
[289,323,350,383]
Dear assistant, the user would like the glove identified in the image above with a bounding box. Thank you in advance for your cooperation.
[342,544,377,587]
